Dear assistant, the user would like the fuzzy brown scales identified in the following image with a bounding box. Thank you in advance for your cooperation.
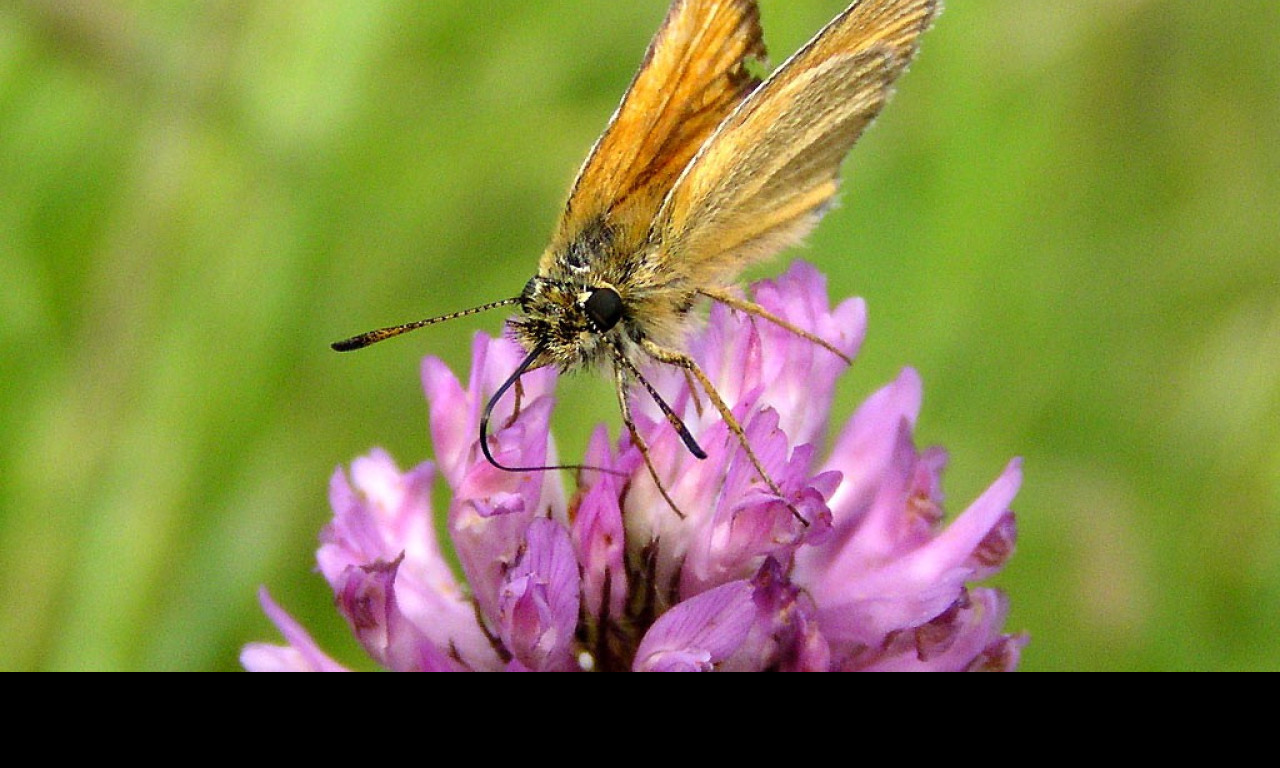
[513,217,698,374]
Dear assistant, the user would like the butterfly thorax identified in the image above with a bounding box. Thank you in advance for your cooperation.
[509,220,696,373]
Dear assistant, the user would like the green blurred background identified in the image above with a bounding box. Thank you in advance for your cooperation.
[2,0,1276,671]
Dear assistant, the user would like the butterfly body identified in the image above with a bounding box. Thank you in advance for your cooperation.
[513,216,695,374]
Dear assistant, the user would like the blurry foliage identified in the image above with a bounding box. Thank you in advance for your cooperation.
[1,0,1276,671]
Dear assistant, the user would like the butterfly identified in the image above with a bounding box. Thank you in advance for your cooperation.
[334,0,940,521]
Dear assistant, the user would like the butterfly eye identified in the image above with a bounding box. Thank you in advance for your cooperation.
[584,287,623,333]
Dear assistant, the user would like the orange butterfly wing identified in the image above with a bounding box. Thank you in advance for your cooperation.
[541,0,767,270]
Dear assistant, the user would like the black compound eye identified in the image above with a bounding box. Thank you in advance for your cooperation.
[584,287,623,333]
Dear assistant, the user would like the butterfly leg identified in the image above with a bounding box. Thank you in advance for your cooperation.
[698,286,852,364]
[683,368,704,417]
[638,338,808,526]
[504,376,525,429]
[614,361,686,520]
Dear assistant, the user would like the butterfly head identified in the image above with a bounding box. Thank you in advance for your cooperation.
[511,275,626,372]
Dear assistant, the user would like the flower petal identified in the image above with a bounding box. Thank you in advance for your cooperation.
[748,261,866,448]
[572,426,632,622]
[498,518,582,672]
[679,411,833,597]
[806,458,1024,652]
[721,558,832,672]
[850,588,1027,672]
[819,367,923,540]
[633,580,757,672]
[319,449,498,669]
[240,588,349,672]
[335,555,471,671]
[318,449,448,589]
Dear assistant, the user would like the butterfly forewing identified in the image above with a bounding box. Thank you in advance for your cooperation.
[544,0,767,267]
[655,0,938,278]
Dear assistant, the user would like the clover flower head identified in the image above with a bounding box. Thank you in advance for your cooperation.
[243,262,1027,671]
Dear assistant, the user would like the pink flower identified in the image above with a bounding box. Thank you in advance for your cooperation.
[243,262,1027,671]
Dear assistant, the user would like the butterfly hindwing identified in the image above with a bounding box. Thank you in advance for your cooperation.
[655,0,938,280]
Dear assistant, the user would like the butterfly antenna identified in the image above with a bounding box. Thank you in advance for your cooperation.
[332,297,521,351]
